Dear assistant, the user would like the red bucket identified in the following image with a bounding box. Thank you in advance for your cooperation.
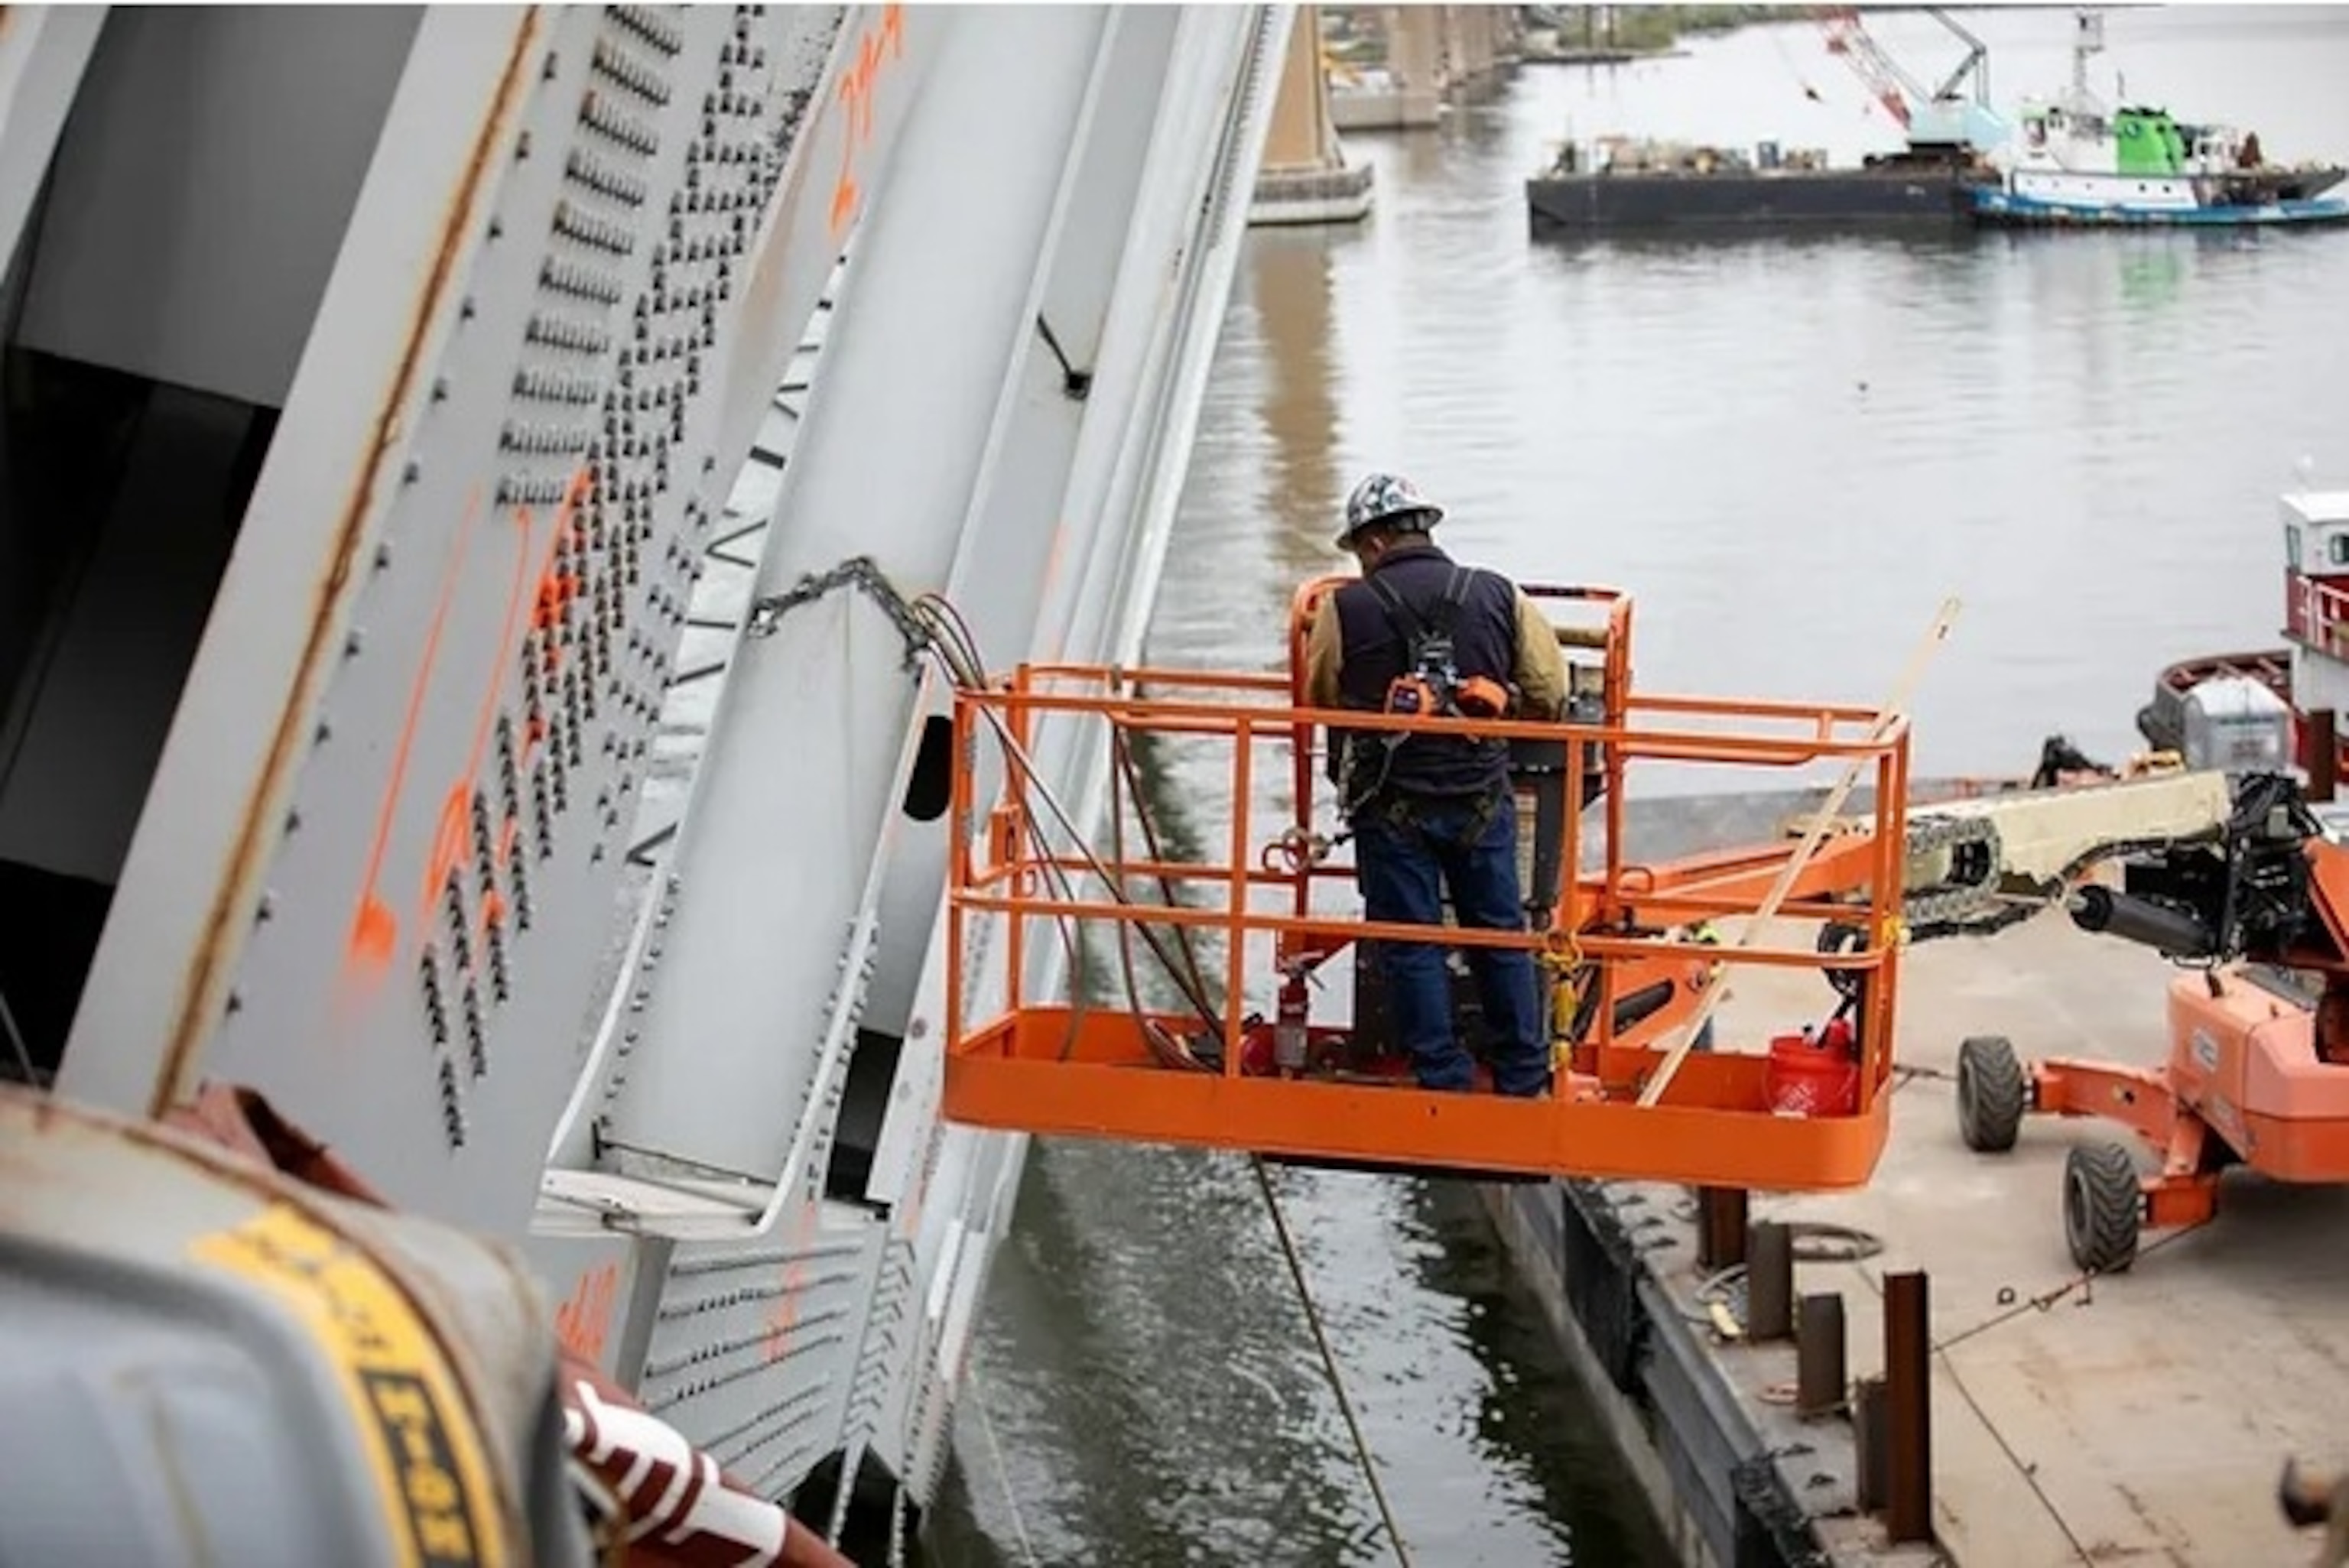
[1765,1021,1859,1117]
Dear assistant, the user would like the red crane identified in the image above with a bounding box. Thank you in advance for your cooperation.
[1815,6,1916,128]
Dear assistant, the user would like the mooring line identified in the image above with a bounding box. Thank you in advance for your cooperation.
[1250,1155,1415,1568]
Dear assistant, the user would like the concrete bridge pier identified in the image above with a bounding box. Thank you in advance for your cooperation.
[1438,5,1523,105]
[1249,5,1375,226]
[1328,6,1521,132]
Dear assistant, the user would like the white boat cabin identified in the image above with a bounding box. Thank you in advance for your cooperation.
[2008,98,2256,183]
[2283,489,2349,713]
[2284,490,2349,583]
[1993,10,2268,209]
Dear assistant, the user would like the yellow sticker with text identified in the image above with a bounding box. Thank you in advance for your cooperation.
[188,1204,508,1568]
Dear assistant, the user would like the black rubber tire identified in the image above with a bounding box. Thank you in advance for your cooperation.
[1818,921,1867,1002]
[1955,1034,2026,1154]
[2063,1141,2143,1274]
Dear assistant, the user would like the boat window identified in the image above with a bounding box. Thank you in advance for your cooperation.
[2289,526,2304,570]
[2329,532,2349,569]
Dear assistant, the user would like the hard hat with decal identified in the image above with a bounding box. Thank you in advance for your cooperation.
[1337,472,1444,549]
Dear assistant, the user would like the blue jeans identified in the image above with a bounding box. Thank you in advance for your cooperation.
[1356,792,1550,1096]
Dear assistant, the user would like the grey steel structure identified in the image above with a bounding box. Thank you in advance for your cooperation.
[4,1,1283,1537]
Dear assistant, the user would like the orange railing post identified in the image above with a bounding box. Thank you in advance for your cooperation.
[1005,670,1031,1021]
[946,694,972,1066]
[1221,712,1255,1073]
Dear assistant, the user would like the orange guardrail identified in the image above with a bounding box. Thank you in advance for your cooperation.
[938,586,1912,1189]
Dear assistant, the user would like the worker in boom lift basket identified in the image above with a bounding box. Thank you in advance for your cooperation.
[1305,472,1569,1097]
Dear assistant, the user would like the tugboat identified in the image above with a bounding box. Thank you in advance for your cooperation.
[1968,11,2349,229]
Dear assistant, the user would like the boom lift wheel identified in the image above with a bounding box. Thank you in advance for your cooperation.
[2063,1141,2144,1274]
[1954,1034,2026,1153]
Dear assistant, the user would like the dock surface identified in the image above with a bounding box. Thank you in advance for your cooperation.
[1652,912,2349,1566]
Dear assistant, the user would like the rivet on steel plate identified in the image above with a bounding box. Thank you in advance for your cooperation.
[401,460,421,484]
[344,631,363,656]
[314,719,332,745]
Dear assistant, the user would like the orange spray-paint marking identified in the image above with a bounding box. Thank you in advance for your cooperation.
[476,890,508,949]
[760,1287,802,1365]
[555,1262,621,1368]
[415,472,584,940]
[827,5,906,240]
[345,489,487,985]
[760,1203,824,1365]
[342,467,590,1000]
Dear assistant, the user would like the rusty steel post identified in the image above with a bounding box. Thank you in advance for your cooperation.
[1852,1375,1889,1514]
[1746,1219,1792,1340]
[2312,709,2338,803]
[1697,1186,1748,1271]
[1795,1291,1846,1417]
[1884,1271,1933,1544]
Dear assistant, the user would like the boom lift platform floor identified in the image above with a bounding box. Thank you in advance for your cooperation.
[936,583,2025,1190]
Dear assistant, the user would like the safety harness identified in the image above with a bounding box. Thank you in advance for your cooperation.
[1339,565,1512,823]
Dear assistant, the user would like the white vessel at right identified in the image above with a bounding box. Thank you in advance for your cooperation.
[1970,10,2349,228]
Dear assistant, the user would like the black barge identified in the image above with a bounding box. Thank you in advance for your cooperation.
[1527,139,1996,235]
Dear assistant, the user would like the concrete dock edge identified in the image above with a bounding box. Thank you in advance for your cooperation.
[1478,1178,1837,1568]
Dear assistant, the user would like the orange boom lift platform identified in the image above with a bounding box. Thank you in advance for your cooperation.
[936,582,1924,1191]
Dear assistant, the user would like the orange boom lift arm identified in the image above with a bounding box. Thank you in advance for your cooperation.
[1952,770,2349,1272]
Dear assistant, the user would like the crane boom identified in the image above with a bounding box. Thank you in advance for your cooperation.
[1812,6,1995,141]
[1817,6,1919,128]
